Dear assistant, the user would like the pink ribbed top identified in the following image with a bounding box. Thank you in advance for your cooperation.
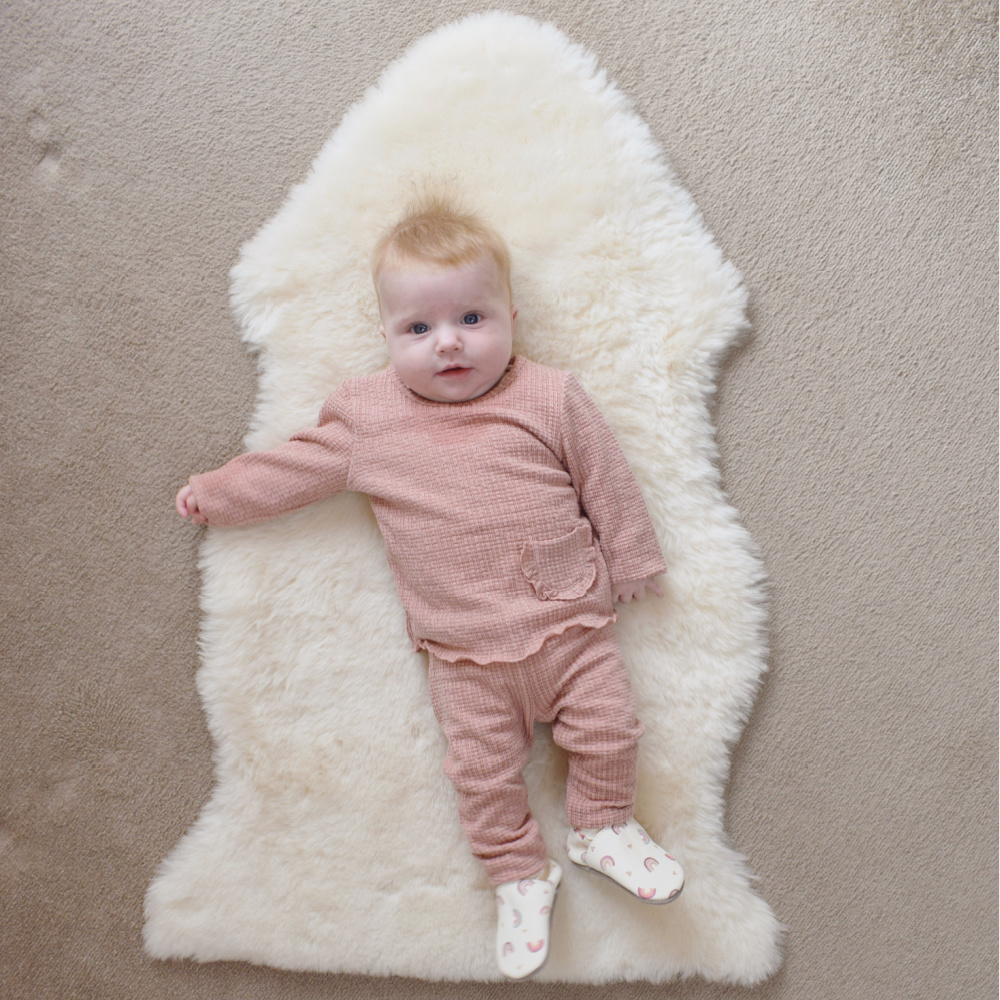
[189,355,666,665]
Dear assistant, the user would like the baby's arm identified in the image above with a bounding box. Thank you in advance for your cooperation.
[559,374,668,594]
[176,386,354,528]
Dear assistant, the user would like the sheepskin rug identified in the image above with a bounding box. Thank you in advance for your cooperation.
[144,11,782,984]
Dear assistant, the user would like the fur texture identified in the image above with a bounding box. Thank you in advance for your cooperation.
[144,12,782,983]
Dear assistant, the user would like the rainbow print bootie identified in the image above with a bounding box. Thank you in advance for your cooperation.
[566,816,684,904]
[494,859,562,979]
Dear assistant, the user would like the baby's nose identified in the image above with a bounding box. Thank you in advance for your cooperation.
[436,327,462,350]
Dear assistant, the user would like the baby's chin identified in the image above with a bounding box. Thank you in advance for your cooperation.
[406,367,507,403]
[412,384,488,403]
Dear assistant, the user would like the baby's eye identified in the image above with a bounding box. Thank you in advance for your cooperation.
[461,313,481,325]
[410,322,430,334]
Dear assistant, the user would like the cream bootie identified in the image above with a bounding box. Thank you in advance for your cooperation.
[567,817,684,904]
[494,859,562,980]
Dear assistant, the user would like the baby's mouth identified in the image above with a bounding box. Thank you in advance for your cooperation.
[438,365,470,375]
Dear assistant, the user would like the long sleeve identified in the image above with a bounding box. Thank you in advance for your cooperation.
[189,386,355,527]
[559,374,667,583]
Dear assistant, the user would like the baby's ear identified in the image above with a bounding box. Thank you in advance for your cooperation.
[379,324,385,339]
[511,305,518,322]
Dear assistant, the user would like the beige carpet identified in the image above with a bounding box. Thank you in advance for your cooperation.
[2,1,996,998]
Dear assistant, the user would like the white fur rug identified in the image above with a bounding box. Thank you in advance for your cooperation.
[144,12,781,984]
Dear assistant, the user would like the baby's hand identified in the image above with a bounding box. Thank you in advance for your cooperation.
[612,575,664,604]
[175,484,207,525]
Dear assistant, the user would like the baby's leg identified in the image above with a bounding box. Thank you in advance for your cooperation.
[546,625,684,904]
[426,654,548,885]
[546,622,644,829]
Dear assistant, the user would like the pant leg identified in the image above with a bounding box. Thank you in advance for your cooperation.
[544,623,645,829]
[426,653,549,885]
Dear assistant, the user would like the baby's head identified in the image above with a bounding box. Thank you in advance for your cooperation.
[372,196,517,403]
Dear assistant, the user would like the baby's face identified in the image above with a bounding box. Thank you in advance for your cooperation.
[378,255,516,403]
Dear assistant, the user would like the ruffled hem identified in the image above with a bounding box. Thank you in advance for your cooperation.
[415,611,618,666]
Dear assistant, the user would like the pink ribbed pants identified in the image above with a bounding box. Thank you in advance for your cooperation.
[427,622,644,885]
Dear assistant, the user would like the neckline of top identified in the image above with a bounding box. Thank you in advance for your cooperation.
[387,355,523,406]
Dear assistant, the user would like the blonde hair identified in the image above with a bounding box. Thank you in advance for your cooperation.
[371,193,512,301]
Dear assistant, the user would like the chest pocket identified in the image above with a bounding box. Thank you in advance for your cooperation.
[520,523,598,601]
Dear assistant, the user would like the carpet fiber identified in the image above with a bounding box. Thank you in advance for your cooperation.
[143,12,780,983]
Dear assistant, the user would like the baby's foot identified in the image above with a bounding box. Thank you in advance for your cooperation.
[566,817,684,904]
[494,859,562,980]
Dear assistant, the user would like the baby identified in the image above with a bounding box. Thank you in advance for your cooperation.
[176,197,684,979]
